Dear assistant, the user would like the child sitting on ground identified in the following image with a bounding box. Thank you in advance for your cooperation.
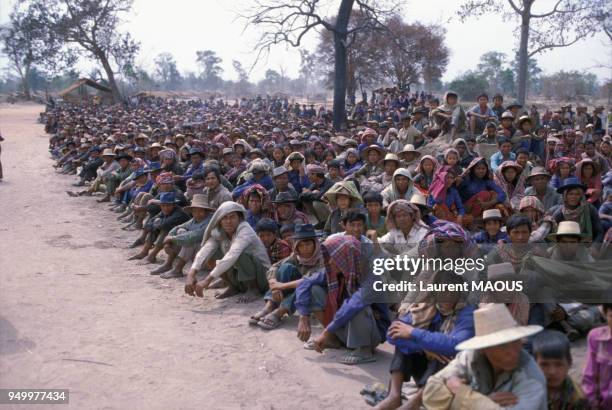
[363,191,386,237]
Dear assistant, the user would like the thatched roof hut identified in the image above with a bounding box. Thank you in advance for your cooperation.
[59,78,113,105]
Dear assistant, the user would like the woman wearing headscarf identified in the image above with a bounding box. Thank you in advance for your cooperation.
[250,224,324,330]
[458,157,507,220]
[551,177,603,242]
[295,235,391,365]
[518,196,555,243]
[381,168,414,209]
[239,184,270,229]
[428,166,466,227]
[373,199,429,255]
[549,157,575,190]
[494,161,527,212]
[412,155,439,194]
[342,148,363,176]
[575,158,602,207]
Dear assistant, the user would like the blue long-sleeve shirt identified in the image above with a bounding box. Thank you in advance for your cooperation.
[387,305,476,357]
[459,176,506,204]
[287,170,310,193]
[427,187,465,216]
[232,175,274,200]
[490,151,516,172]
[295,270,391,339]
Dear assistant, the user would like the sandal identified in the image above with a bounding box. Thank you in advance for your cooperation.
[248,309,269,326]
[340,351,376,365]
[257,313,282,331]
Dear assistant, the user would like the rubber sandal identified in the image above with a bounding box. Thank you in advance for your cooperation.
[248,309,269,326]
[257,313,282,331]
[340,351,376,365]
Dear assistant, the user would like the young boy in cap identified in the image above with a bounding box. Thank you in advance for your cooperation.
[128,192,190,263]
[473,209,508,253]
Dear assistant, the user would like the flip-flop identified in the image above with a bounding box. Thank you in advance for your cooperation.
[248,309,269,326]
[257,313,282,331]
[340,351,377,365]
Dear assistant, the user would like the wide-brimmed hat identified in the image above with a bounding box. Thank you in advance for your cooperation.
[272,191,298,204]
[102,148,116,157]
[185,194,216,212]
[291,223,324,240]
[272,166,289,178]
[188,147,203,156]
[526,166,550,182]
[409,192,429,209]
[133,168,149,179]
[399,144,420,157]
[149,142,163,149]
[456,304,542,351]
[506,101,523,110]
[383,153,400,165]
[482,209,503,221]
[547,221,588,241]
[501,111,515,120]
[116,153,133,162]
[517,115,532,127]
[159,192,179,205]
[361,144,385,158]
[556,176,587,194]
[287,152,304,162]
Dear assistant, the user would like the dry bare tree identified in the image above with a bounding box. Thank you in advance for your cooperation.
[244,0,400,129]
[458,0,611,105]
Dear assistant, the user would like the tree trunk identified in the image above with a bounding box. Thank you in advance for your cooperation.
[331,0,354,130]
[517,2,532,105]
[98,52,123,103]
[21,67,31,100]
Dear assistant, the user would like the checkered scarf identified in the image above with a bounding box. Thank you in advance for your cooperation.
[321,235,363,326]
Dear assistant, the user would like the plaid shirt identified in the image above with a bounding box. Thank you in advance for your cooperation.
[268,239,292,264]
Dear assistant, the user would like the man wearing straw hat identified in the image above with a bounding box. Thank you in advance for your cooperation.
[422,304,546,409]
[152,194,217,279]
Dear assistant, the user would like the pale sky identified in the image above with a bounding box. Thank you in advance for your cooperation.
[1,0,610,83]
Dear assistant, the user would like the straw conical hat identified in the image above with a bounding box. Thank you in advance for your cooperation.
[456,304,542,351]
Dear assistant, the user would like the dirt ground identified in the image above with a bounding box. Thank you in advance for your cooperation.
[0,103,399,409]
[0,104,589,410]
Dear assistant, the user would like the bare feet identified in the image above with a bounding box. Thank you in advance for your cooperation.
[214,286,240,299]
[128,238,144,249]
[160,269,183,279]
[209,277,228,289]
[144,254,158,264]
[236,289,259,304]
[374,394,402,410]
[150,263,172,275]
[128,251,148,260]
[397,394,421,410]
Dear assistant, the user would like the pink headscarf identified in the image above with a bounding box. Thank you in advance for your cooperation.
[428,165,456,203]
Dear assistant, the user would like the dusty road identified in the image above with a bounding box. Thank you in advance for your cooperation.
[0,104,394,410]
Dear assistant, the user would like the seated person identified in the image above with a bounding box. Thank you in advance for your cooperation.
[459,157,507,221]
[552,177,603,242]
[250,224,324,330]
[422,304,546,410]
[364,192,386,237]
[128,192,190,263]
[428,166,466,227]
[152,194,216,279]
[473,209,507,254]
[582,304,612,410]
[412,155,439,194]
[295,235,391,365]
[381,168,414,209]
[255,218,291,265]
[373,199,429,255]
[272,191,309,226]
[376,274,475,410]
[323,180,363,235]
[185,202,271,303]
[532,330,588,410]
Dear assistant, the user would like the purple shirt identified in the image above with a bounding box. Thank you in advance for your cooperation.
[582,325,612,409]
